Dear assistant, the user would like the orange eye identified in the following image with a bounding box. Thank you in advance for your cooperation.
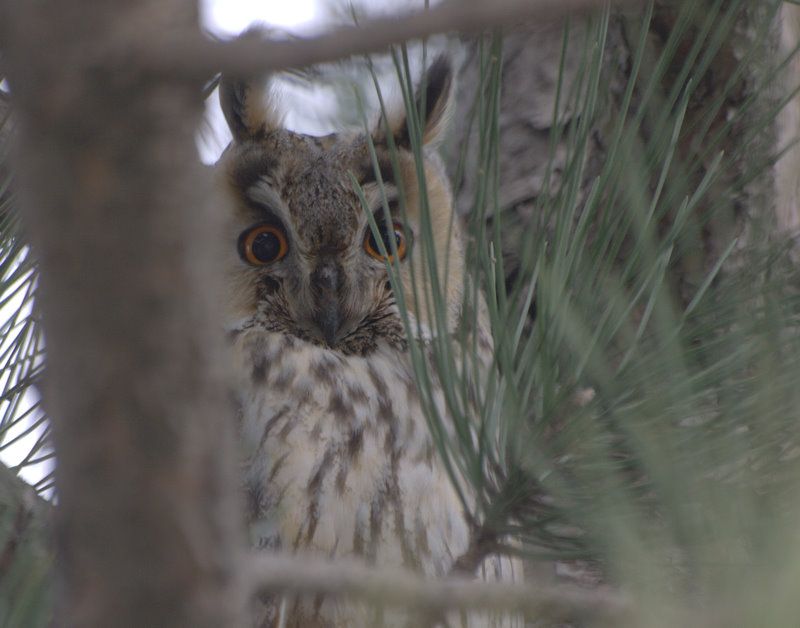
[364,220,408,262]
[238,224,289,266]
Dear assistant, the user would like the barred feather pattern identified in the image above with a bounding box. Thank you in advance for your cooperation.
[232,319,521,628]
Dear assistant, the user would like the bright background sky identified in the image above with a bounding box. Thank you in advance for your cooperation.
[201,0,323,36]
[198,0,344,162]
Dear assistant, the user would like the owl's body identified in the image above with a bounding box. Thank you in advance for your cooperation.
[219,58,520,627]
[236,330,467,569]
[235,333,473,626]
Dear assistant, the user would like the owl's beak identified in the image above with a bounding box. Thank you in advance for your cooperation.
[313,299,341,347]
[310,260,344,347]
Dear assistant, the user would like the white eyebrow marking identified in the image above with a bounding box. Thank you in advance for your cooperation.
[247,176,291,222]
[361,182,399,212]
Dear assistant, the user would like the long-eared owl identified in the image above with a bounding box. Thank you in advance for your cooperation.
[218,56,521,627]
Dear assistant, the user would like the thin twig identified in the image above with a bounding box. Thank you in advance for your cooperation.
[449,526,503,575]
[143,0,639,77]
[247,553,634,625]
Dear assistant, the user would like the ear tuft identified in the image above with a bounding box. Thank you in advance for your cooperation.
[219,76,252,141]
[418,55,454,146]
[375,54,455,149]
[219,74,282,142]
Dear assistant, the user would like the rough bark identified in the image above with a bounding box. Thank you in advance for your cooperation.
[452,1,796,302]
[1,2,246,627]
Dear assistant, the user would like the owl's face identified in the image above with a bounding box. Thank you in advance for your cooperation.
[218,59,465,356]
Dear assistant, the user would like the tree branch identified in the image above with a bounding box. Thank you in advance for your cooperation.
[4,1,248,626]
[247,554,634,625]
[143,0,640,77]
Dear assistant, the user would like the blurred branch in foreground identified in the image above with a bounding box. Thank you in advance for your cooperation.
[247,553,634,625]
[126,0,638,77]
[3,1,247,626]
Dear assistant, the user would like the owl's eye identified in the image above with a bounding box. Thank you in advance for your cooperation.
[364,220,408,263]
[239,224,289,266]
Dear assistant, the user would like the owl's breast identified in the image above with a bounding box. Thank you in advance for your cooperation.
[234,331,470,578]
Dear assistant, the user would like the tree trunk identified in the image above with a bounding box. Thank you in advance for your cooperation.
[452,1,797,301]
[2,2,246,627]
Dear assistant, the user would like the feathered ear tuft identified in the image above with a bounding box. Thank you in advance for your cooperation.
[416,55,454,146]
[375,55,455,149]
[219,74,282,142]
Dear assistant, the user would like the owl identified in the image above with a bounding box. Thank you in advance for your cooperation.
[217,57,521,627]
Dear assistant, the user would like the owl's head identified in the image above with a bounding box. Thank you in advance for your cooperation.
[217,57,464,356]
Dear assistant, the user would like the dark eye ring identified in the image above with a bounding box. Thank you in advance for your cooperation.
[238,224,289,266]
[364,220,408,263]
